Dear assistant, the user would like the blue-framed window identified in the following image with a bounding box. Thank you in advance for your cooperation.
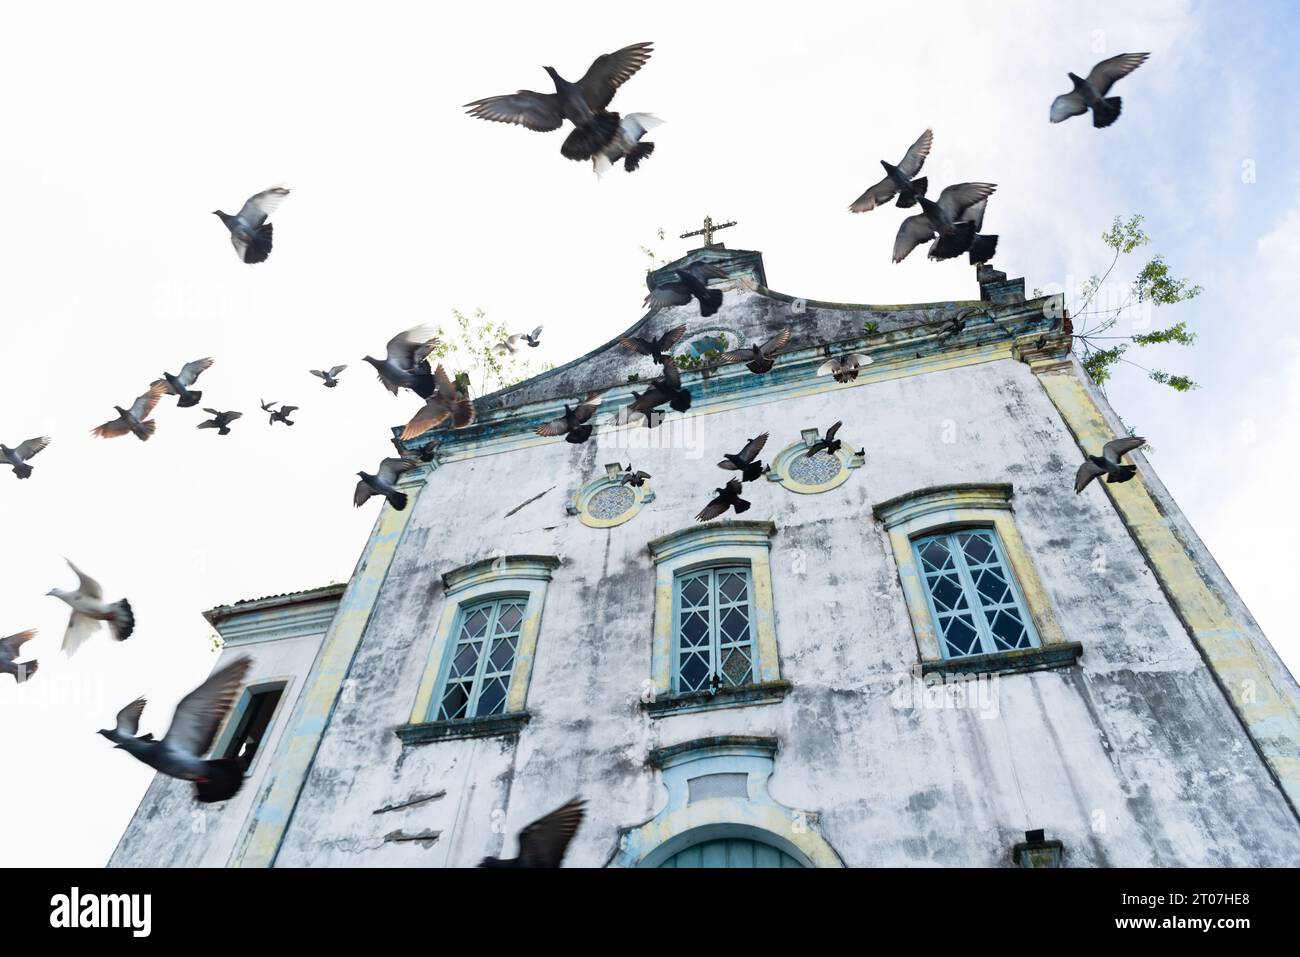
[913,529,1040,659]
[434,597,526,720]
[674,566,755,692]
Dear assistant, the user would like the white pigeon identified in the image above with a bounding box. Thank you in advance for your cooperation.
[47,559,135,656]
[1,436,51,479]
[593,113,663,177]
[494,327,544,354]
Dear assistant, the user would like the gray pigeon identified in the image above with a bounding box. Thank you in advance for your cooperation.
[620,466,651,487]
[310,365,348,387]
[536,389,606,444]
[1075,436,1146,493]
[717,327,793,375]
[260,399,297,427]
[806,420,843,458]
[465,42,654,162]
[644,263,731,317]
[1,436,51,479]
[363,325,440,398]
[99,656,252,803]
[495,328,543,354]
[719,433,770,482]
[154,358,214,408]
[213,187,290,264]
[197,409,241,435]
[817,353,873,383]
[1050,53,1150,128]
[849,128,933,212]
[354,457,420,511]
[400,365,477,441]
[479,798,587,868]
[92,382,167,441]
[620,324,687,366]
[893,183,997,263]
[593,113,663,176]
[0,630,38,683]
[47,559,135,656]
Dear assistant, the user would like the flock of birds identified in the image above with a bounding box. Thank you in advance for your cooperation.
[0,38,1156,865]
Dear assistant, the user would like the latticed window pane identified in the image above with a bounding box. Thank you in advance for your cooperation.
[673,566,755,691]
[435,598,525,720]
[913,529,1039,659]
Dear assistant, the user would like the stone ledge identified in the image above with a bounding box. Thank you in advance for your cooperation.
[395,711,531,746]
[643,680,792,718]
[920,642,1083,678]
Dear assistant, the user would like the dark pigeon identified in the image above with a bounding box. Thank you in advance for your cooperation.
[621,324,687,365]
[644,263,731,318]
[479,798,586,868]
[893,183,997,263]
[310,365,348,388]
[154,358,214,408]
[696,478,751,523]
[620,465,651,487]
[197,409,242,436]
[355,457,419,511]
[849,128,933,212]
[717,326,792,375]
[805,420,843,458]
[1050,53,1150,129]
[261,399,297,427]
[1075,436,1146,493]
[719,433,770,482]
[536,390,605,444]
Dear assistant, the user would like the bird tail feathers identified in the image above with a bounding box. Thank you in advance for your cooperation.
[177,390,201,408]
[624,141,655,172]
[697,287,724,318]
[896,176,926,208]
[14,463,33,479]
[1093,97,1122,128]
[734,497,752,514]
[386,490,409,512]
[1107,464,1138,484]
[968,233,999,265]
[136,420,157,441]
[561,112,621,161]
[109,600,135,642]
[244,223,274,264]
[194,758,245,803]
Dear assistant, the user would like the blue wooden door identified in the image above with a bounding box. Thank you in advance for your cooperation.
[658,838,803,868]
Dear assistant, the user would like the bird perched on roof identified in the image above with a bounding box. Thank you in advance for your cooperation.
[594,113,663,176]
[495,327,543,354]
[363,325,440,398]
[893,183,997,263]
[400,365,476,441]
[465,42,654,162]
[154,358,214,408]
[817,353,873,383]
[620,466,651,488]
[537,390,605,444]
[48,559,134,656]
[354,457,419,512]
[0,630,38,683]
[719,433,770,482]
[1,436,51,479]
[1075,436,1146,493]
[849,128,933,212]
[644,263,731,318]
[621,325,687,366]
[260,400,297,427]
[310,365,348,388]
[696,478,751,523]
[213,186,289,264]
[805,421,843,458]
[1050,53,1150,129]
[479,797,587,868]
[627,357,691,426]
[92,382,167,441]
[197,409,241,436]
[717,327,793,375]
[393,435,437,463]
[99,656,253,803]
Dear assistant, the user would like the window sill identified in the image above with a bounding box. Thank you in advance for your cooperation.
[643,680,792,718]
[395,711,531,746]
[920,642,1083,679]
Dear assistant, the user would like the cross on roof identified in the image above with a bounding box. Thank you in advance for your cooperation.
[680,215,736,248]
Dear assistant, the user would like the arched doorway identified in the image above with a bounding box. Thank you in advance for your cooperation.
[657,836,805,868]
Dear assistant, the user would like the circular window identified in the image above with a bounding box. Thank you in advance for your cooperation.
[588,484,636,521]
[570,463,655,528]
[768,430,863,495]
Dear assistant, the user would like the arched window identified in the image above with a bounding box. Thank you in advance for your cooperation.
[658,835,804,868]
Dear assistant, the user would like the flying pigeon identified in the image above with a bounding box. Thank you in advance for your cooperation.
[400,365,476,441]
[1075,436,1146,493]
[696,478,751,523]
[594,113,663,176]
[310,365,348,388]
[893,183,997,263]
[393,435,437,463]
[98,656,253,803]
[465,42,654,162]
[717,327,793,375]
[213,186,290,264]
[92,382,167,441]
[621,324,687,365]
[620,466,651,487]
[154,358,214,408]
[719,433,770,482]
[479,797,587,868]
[536,390,605,444]
[363,325,440,398]
[197,409,242,436]
[817,353,873,383]
[354,457,419,511]
[48,559,134,656]
[849,128,933,212]
[1,436,51,479]
[937,307,982,340]
[1050,53,1150,129]
[626,356,691,426]
[495,327,544,354]
[644,263,731,318]
[805,420,843,458]
[0,630,38,683]
[260,400,297,427]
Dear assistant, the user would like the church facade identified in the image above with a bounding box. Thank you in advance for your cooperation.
[110,244,1300,867]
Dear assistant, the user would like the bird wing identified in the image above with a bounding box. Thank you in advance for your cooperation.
[353,479,378,507]
[260,399,276,412]
[62,611,100,656]
[432,364,460,401]
[573,390,605,423]
[129,382,168,420]
[897,127,934,178]
[196,419,219,430]
[386,325,441,368]
[1075,460,1107,493]
[310,369,327,379]
[1050,91,1088,123]
[695,494,732,523]
[578,42,654,111]
[644,283,692,309]
[759,326,792,357]
[737,432,770,463]
[936,183,997,220]
[816,358,842,376]
[846,353,872,367]
[516,798,587,868]
[826,420,842,441]
[655,356,681,389]
[619,336,653,356]
[15,436,50,460]
[684,263,731,283]
[464,90,564,131]
[1102,435,1146,462]
[655,324,688,352]
[628,387,670,415]
[529,326,544,340]
[622,113,663,138]
[1087,52,1149,95]
[175,357,214,388]
[961,198,988,231]
[848,174,898,213]
[236,186,290,228]
[377,457,419,484]
[161,657,252,757]
[65,558,103,599]
[115,698,147,736]
[535,415,571,437]
[0,629,36,655]
[329,364,347,377]
[893,215,935,263]
[715,347,757,364]
[225,412,242,422]
[91,416,131,439]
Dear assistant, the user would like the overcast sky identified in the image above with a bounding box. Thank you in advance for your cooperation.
[1,0,1296,867]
